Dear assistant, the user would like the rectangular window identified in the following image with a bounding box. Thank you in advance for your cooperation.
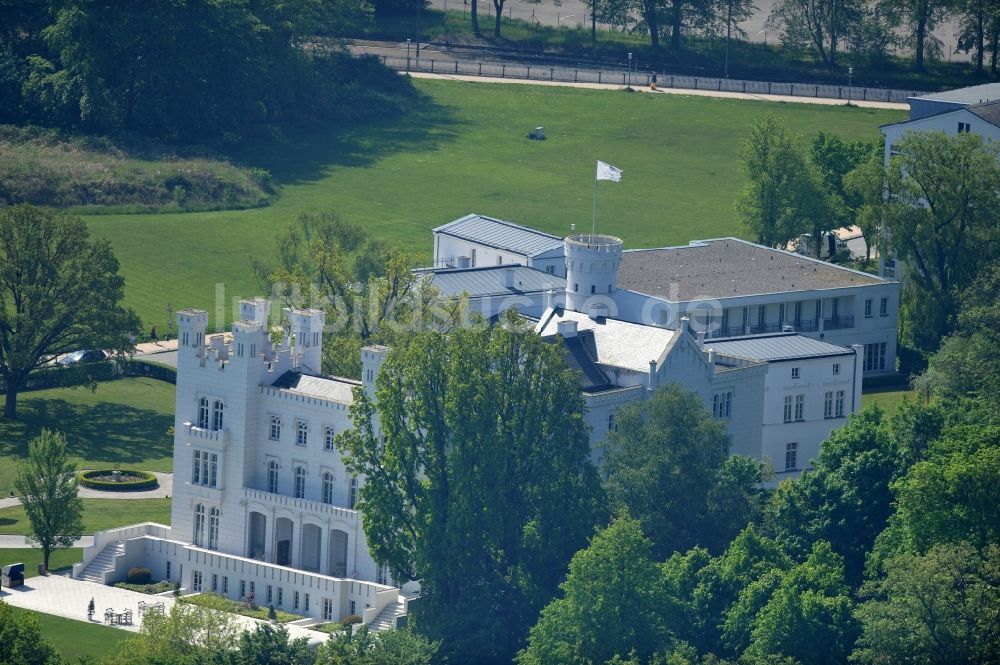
[211,574,218,592]
[608,413,615,431]
[266,585,273,604]
[864,299,873,318]
[270,416,281,441]
[778,303,785,325]
[166,562,171,579]
[324,427,335,451]
[323,598,333,621]
[304,594,310,612]
[791,367,800,379]
[545,265,554,274]
[880,297,888,317]
[713,391,732,419]
[210,454,218,488]
[293,591,300,610]
[864,342,887,372]
[958,121,971,133]
[795,394,805,421]
[471,248,477,267]
[785,442,798,470]
[249,581,255,595]
[497,255,503,266]
[824,391,833,419]
[783,396,793,423]
[835,390,845,417]
[757,305,766,328]
[277,587,283,606]
[833,363,840,375]
[349,600,356,616]
[192,571,203,592]
[794,301,802,324]
[192,451,201,484]
[240,580,246,599]
[223,576,228,595]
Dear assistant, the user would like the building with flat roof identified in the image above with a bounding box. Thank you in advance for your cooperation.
[417,263,564,319]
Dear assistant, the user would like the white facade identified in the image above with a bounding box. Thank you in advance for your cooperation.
[433,214,567,276]
[75,301,402,626]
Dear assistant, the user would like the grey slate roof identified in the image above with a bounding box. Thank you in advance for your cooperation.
[536,309,675,373]
[617,238,884,301]
[270,371,360,404]
[422,265,565,298]
[968,99,1000,128]
[543,335,616,393]
[434,214,564,257]
[913,83,1000,105]
[705,333,854,362]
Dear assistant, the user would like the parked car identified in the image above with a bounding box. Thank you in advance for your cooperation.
[57,349,109,366]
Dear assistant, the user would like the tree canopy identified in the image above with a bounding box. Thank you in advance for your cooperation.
[0,204,139,419]
[336,311,604,662]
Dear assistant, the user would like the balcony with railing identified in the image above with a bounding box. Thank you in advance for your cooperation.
[181,422,227,448]
[242,487,360,525]
[788,318,820,332]
[823,315,855,330]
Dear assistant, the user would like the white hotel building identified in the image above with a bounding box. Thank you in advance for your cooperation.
[74,214,893,619]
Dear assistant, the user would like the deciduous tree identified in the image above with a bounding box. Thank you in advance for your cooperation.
[14,429,84,571]
[735,115,830,251]
[0,601,61,665]
[882,131,1000,352]
[517,517,674,665]
[336,311,604,663]
[0,204,139,420]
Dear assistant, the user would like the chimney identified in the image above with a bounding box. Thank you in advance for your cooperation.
[648,359,658,390]
[696,330,705,347]
[546,289,557,311]
[679,316,690,335]
[557,319,578,338]
[504,268,517,289]
[707,349,716,364]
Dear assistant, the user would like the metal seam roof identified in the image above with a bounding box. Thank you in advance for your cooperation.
[433,214,564,257]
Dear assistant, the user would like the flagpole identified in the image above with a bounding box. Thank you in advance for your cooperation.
[592,174,598,240]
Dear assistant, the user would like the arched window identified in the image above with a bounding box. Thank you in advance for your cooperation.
[296,421,308,446]
[212,400,224,431]
[348,476,358,509]
[194,504,205,546]
[208,507,220,550]
[197,398,209,429]
[267,461,279,494]
[294,467,305,499]
[322,472,333,505]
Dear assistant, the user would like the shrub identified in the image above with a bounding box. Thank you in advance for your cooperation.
[340,614,362,626]
[268,605,277,621]
[178,593,301,623]
[78,469,158,491]
[115,580,174,594]
[126,567,152,585]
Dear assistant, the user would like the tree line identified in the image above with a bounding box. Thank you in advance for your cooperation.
[0,0,414,142]
[736,119,1000,355]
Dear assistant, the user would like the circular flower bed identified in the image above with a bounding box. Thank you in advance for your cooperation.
[78,469,158,491]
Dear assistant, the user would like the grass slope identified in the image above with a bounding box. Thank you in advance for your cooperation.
[862,387,918,411]
[0,378,174,496]
[0,499,172,535]
[83,79,904,329]
[7,606,132,662]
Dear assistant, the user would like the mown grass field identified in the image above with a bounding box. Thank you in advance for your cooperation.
[862,387,919,411]
[8,606,132,662]
[0,378,175,496]
[82,79,904,329]
[0,548,81,574]
[0,498,171,535]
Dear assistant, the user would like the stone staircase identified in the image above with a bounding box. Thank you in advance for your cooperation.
[368,600,406,633]
[77,541,124,584]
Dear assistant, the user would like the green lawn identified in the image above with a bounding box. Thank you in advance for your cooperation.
[863,388,917,411]
[0,378,174,496]
[0,498,171,535]
[8,605,132,662]
[0,548,81,574]
[82,79,904,329]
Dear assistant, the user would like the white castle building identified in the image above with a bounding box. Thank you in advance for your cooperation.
[73,214,892,620]
[74,299,406,631]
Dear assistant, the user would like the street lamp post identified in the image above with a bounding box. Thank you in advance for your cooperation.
[406,38,411,73]
[724,0,733,78]
[848,66,853,105]
[627,52,632,90]
[415,2,421,59]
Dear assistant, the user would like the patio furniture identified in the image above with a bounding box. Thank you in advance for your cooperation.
[104,608,114,624]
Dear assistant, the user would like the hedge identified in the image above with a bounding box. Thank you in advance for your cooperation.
[78,469,159,491]
[0,358,176,395]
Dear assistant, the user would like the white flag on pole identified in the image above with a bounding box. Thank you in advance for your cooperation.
[596,160,622,182]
